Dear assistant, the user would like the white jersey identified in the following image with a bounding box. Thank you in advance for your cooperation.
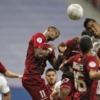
[91,36,100,94]
[91,36,100,53]
[53,81,62,93]
[0,76,10,100]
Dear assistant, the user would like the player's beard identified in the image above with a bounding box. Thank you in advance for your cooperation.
[48,81,56,86]
[48,38,54,41]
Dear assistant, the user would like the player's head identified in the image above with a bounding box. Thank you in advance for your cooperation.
[81,29,92,37]
[44,26,60,41]
[83,18,100,38]
[45,68,57,85]
[79,35,92,54]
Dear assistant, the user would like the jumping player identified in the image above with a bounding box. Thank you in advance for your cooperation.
[22,26,60,100]
[60,35,100,100]
[84,18,100,99]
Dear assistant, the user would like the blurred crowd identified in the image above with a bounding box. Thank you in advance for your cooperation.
[87,0,100,11]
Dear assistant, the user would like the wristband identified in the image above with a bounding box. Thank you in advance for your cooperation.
[48,48,53,52]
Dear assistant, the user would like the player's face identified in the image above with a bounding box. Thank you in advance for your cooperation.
[45,71,57,85]
[48,28,60,41]
[86,21,100,38]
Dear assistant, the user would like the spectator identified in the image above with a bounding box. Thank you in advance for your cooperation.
[45,68,57,95]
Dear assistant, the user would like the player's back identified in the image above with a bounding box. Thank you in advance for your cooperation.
[72,54,98,100]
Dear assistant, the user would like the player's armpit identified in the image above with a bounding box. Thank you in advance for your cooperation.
[2,91,11,100]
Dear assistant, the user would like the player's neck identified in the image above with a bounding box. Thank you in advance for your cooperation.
[85,51,92,56]
[43,33,49,42]
[48,84,55,90]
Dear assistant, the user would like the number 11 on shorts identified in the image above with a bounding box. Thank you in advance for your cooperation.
[39,90,47,99]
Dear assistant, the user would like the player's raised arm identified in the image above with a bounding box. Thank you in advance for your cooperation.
[34,43,55,59]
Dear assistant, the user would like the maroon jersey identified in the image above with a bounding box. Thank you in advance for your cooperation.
[62,39,80,79]
[24,32,55,76]
[63,39,80,59]
[46,84,53,95]
[66,54,98,100]
[0,62,6,73]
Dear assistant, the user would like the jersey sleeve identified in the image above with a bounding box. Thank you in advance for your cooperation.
[0,76,10,93]
[87,57,98,72]
[31,32,46,49]
[0,62,7,73]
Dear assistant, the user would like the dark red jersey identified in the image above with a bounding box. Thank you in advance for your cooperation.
[63,39,80,59]
[0,62,6,73]
[66,54,98,100]
[46,84,53,95]
[24,32,55,76]
[62,39,80,79]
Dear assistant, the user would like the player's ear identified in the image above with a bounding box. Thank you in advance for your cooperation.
[47,27,50,32]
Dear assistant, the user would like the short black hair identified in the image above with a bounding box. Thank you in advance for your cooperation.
[81,29,92,37]
[83,18,96,29]
[45,68,56,75]
[79,35,92,54]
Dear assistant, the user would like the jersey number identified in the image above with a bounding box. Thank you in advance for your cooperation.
[39,90,47,99]
[74,71,87,92]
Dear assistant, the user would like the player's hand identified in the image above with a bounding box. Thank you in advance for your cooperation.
[18,75,23,79]
[58,42,67,53]
[72,36,80,44]
[49,43,56,51]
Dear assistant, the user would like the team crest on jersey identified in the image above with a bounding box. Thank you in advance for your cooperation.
[37,37,42,43]
[89,61,96,68]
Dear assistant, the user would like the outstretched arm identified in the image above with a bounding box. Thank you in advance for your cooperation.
[4,70,22,78]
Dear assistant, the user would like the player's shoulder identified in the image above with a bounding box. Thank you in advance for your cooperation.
[33,32,43,37]
[86,55,98,65]
[87,55,97,61]
[66,39,72,44]
[31,32,44,39]
[70,54,80,60]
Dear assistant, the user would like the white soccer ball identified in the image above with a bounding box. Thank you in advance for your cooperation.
[67,4,83,20]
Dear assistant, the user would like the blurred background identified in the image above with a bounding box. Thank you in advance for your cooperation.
[0,0,100,100]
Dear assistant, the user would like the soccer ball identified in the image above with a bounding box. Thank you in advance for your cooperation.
[67,4,83,20]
